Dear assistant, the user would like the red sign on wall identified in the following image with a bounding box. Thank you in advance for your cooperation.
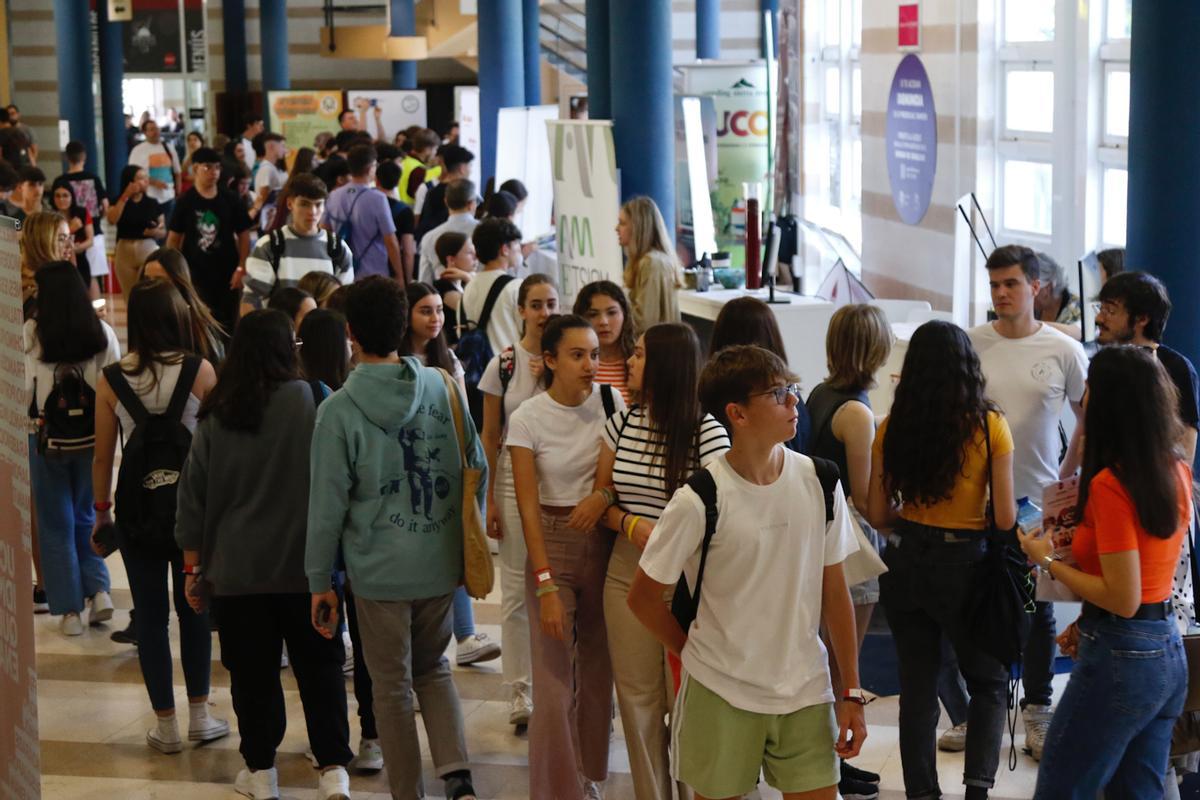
[899,3,920,49]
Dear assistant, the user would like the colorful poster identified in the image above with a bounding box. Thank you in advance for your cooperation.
[885,54,938,225]
[346,90,428,144]
[0,216,39,799]
[124,0,183,73]
[454,86,482,192]
[1037,477,1082,602]
[496,105,558,240]
[678,61,771,268]
[267,91,344,152]
[546,120,623,309]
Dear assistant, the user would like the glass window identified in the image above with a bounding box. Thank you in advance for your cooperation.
[850,136,862,209]
[1005,70,1055,133]
[1102,167,1128,245]
[1105,68,1130,140]
[1004,0,1056,42]
[827,121,842,209]
[1106,0,1132,40]
[823,0,841,47]
[1003,160,1053,235]
[825,66,842,117]
[852,66,862,121]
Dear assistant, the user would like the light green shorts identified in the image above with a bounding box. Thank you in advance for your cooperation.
[671,673,839,798]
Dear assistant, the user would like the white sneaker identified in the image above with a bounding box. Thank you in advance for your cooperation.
[318,765,352,800]
[937,721,968,752]
[1023,702,1054,761]
[187,705,230,742]
[581,776,604,800]
[88,591,114,624]
[146,717,183,754]
[342,630,355,677]
[280,644,289,670]
[235,767,280,799]
[352,737,384,771]
[509,683,532,726]
[60,613,84,636]
[456,633,501,665]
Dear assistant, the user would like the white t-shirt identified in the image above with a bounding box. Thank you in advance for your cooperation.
[478,341,543,426]
[417,212,479,284]
[968,322,1088,501]
[111,353,202,435]
[253,160,286,195]
[24,319,121,410]
[461,269,523,355]
[639,449,858,714]
[410,349,465,384]
[240,137,256,172]
[603,407,730,521]
[506,383,627,506]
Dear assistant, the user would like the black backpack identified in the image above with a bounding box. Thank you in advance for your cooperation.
[104,357,201,555]
[671,455,842,632]
[457,274,515,430]
[36,365,98,454]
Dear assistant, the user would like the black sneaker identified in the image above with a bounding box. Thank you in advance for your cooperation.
[110,614,137,646]
[839,776,880,800]
[33,587,49,614]
[842,760,881,785]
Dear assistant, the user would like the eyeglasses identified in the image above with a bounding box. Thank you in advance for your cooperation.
[753,383,802,405]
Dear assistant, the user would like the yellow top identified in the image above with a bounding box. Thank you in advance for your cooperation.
[873,409,1014,530]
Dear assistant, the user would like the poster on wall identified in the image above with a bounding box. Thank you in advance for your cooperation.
[885,54,938,225]
[496,105,558,240]
[678,61,771,268]
[267,90,344,152]
[454,87,482,192]
[185,0,205,74]
[124,0,183,73]
[346,90,428,144]
[546,120,623,309]
[0,216,40,799]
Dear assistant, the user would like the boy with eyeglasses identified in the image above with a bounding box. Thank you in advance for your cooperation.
[628,344,868,800]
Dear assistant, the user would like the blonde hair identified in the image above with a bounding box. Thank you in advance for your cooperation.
[825,304,893,391]
[20,211,67,300]
[620,196,681,294]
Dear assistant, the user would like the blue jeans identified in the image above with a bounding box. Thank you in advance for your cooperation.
[120,542,212,711]
[1033,612,1186,799]
[29,441,108,615]
[452,585,475,640]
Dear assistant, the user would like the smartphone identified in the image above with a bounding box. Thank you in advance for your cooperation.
[92,298,106,311]
[92,521,118,558]
[316,603,332,630]
[369,98,378,108]
[1016,497,1042,536]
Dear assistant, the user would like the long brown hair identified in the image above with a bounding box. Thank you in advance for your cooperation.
[641,323,704,496]
[20,211,67,300]
[710,296,789,363]
[573,280,636,367]
[398,282,455,372]
[619,196,681,293]
[121,279,195,390]
[140,248,226,361]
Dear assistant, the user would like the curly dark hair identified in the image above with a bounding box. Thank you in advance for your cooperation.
[1077,346,1185,538]
[881,320,997,507]
[199,309,299,433]
[344,276,407,356]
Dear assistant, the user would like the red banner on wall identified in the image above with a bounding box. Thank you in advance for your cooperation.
[899,3,921,49]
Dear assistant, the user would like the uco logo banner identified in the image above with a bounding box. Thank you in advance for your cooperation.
[547,121,623,310]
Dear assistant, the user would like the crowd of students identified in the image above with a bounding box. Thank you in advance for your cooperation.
[9,109,1199,800]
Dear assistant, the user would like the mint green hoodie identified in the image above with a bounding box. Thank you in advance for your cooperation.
[305,358,488,600]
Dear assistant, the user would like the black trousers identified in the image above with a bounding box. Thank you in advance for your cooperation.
[213,592,353,771]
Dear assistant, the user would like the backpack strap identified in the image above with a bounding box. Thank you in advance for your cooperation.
[102,363,150,428]
[267,228,285,277]
[497,346,516,427]
[811,455,841,523]
[476,274,515,333]
[600,383,615,419]
[325,231,348,274]
[309,379,326,407]
[684,467,719,614]
[164,356,202,424]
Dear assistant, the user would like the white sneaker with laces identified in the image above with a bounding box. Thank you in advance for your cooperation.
[353,737,384,771]
[937,721,968,752]
[234,766,280,799]
[88,591,114,624]
[456,633,501,665]
[1023,702,1054,761]
[318,765,352,800]
[187,703,230,743]
[509,682,532,726]
[146,717,183,754]
[60,613,84,636]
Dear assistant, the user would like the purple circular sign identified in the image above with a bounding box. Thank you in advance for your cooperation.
[885,54,938,225]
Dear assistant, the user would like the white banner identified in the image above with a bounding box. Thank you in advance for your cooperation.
[346,90,428,143]
[546,120,623,309]
[496,105,558,241]
[454,86,482,192]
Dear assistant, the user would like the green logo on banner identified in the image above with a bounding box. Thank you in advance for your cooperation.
[558,215,594,259]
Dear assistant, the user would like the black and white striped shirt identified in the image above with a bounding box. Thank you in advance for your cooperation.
[603,407,730,521]
[242,226,354,309]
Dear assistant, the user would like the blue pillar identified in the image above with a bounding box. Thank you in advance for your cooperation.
[477,0,524,185]
[260,0,290,100]
[222,0,248,94]
[97,0,126,185]
[523,0,542,105]
[585,0,611,120]
[54,0,98,170]
[610,0,674,237]
[1127,0,1200,369]
[761,0,779,57]
[697,0,720,59]
[390,0,417,90]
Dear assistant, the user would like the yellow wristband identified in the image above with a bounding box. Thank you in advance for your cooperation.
[626,515,641,540]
